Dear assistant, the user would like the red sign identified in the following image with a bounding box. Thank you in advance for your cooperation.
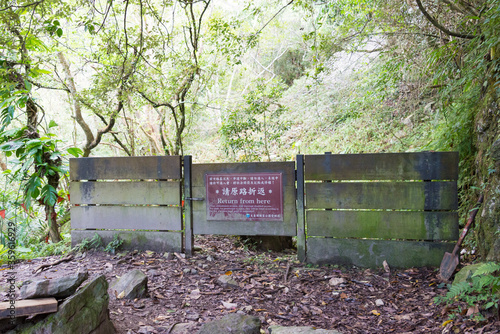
[206,173,283,221]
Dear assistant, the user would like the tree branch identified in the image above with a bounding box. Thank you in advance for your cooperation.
[0,1,43,12]
[415,0,475,39]
[93,112,132,156]
[28,79,69,92]
[58,52,96,157]
[253,0,294,38]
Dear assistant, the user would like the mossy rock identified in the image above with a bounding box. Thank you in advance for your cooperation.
[8,275,114,334]
[197,313,260,334]
[453,263,485,285]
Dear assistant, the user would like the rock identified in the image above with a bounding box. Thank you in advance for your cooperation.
[8,275,115,334]
[20,271,88,299]
[147,269,160,277]
[453,263,484,285]
[328,277,346,286]
[268,326,342,334]
[110,269,148,299]
[217,275,238,289]
[375,299,384,306]
[163,252,174,260]
[169,322,197,334]
[138,325,156,334]
[197,313,260,334]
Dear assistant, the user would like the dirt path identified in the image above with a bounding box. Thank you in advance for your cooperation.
[2,236,498,333]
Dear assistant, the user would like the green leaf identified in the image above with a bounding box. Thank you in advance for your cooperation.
[24,80,32,92]
[25,35,48,51]
[48,120,58,128]
[56,28,63,38]
[484,301,496,309]
[41,184,58,206]
[0,141,23,152]
[67,147,83,157]
[31,67,51,76]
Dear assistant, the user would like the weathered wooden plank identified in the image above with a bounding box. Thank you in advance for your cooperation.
[70,181,181,205]
[71,230,182,253]
[306,211,458,240]
[296,155,306,261]
[192,208,296,235]
[306,238,455,268]
[184,155,193,257]
[0,298,57,319]
[71,206,182,230]
[306,181,457,210]
[191,162,297,236]
[305,152,459,181]
[70,156,182,180]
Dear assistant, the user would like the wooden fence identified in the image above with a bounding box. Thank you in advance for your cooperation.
[297,152,459,267]
[70,156,183,252]
[70,152,459,267]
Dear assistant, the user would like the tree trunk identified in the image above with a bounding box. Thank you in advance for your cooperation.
[475,46,500,261]
[475,97,500,261]
[46,206,61,243]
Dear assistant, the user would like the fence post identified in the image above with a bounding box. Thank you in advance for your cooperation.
[296,154,306,262]
[183,155,193,257]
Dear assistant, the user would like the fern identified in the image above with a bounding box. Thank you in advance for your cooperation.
[104,234,123,254]
[472,262,500,277]
[73,233,104,252]
[436,262,500,320]
[89,233,103,248]
[446,281,472,302]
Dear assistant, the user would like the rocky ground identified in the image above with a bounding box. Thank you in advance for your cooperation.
[2,235,499,333]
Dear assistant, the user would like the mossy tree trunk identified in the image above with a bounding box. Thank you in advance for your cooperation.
[475,46,500,261]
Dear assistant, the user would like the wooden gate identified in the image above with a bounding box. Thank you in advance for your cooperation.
[70,156,183,252]
[69,152,459,267]
[297,152,459,267]
[183,161,297,255]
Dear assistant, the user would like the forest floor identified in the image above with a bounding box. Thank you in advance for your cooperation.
[5,235,499,334]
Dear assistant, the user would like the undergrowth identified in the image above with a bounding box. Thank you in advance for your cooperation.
[435,262,500,322]
[73,233,124,254]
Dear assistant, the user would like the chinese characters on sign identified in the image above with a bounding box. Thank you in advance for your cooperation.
[205,173,283,221]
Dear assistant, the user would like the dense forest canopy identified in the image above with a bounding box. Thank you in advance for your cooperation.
[0,0,498,262]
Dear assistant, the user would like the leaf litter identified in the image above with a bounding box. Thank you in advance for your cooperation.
[2,235,499,333]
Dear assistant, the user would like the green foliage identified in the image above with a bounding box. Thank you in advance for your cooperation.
[0,134,66,208]
[73,233,103,252]
[29,238,72,258]
[104,234,124,254]
[435,262,500,319]
[273,49,309,86]
[220,79,289,161]
[207,15,247,65]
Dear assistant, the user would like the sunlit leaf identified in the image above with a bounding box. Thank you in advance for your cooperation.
[67,147,83,157]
